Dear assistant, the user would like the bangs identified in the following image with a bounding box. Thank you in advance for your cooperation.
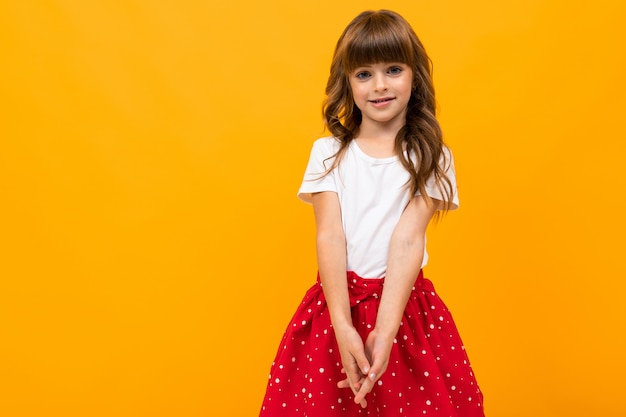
[341,15,414,73]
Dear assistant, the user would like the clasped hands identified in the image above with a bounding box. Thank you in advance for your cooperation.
[335,326,393,408]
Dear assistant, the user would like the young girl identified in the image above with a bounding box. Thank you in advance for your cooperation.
[259,10,484,417]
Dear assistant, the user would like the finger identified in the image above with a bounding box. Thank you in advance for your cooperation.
[337,378,361,390]
[353,383,368,408]
[343,360,366,390]
[365,356,388,386]
[337,376,368,408]
[353,351,371,376]
[337,378,350,389]
[353,355,389,405]
[337,379,360,390]
[354,376,376,406]
[350,382,368,409]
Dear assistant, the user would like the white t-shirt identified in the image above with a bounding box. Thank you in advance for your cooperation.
[298,137,459,278]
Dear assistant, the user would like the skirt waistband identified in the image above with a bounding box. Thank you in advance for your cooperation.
[316,270,431,307]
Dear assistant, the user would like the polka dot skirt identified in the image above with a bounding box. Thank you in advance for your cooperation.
[259,271,485,416]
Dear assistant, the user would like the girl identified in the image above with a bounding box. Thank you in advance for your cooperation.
[259,10,484,417]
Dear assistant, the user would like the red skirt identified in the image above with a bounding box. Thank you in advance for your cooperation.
[259,271,485,416]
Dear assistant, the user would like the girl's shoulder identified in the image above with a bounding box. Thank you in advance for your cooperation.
[310,136,342,158]
[312,136,341,149]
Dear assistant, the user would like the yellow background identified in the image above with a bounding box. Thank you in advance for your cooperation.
[1,1,625,416]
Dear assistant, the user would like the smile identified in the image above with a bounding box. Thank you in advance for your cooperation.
[369,97,395,104]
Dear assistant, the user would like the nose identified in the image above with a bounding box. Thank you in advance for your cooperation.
[373,72,388,92]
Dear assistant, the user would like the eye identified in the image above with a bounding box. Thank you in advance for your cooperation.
[387,66,403,75]
[355,71,371,80]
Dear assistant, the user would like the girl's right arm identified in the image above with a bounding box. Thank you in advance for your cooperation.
[311,191,370,408]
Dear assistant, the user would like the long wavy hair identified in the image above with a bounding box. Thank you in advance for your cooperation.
[322,10,454,211]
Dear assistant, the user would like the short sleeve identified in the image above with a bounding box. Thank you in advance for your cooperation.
[297,137,340,204]
[419,147,460,210]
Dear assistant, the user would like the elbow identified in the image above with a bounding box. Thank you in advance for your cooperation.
[393,231,425,252]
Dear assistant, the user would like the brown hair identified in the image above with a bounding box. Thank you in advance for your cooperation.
[322,10,454,211]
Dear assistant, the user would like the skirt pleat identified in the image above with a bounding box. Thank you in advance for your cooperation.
[259,271,485,416]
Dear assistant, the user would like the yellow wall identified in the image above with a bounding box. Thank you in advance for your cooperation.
[1,1,625,416]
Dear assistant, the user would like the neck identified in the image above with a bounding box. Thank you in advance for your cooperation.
[357,118,404,142]
[355,121,407,159]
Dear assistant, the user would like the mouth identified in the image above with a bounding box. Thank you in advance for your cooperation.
[369,97,395,104]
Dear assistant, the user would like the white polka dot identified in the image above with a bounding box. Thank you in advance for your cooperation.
[426,400,432,406]
[424,371,429,377]
[275,378,280,383]
[319,368,325,373]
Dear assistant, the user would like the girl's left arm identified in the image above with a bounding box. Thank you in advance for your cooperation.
[351,195,437,404]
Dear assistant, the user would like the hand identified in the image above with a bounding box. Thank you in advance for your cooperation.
[341,328,393,406]
[334,325,371,408]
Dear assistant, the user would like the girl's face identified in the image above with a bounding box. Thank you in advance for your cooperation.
[348,62,413,131]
